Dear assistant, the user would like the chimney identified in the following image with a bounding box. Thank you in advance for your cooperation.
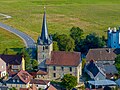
[108,27,111,30]
[113,27,117,32]
[108,49,111,53]
[108,27,112,33]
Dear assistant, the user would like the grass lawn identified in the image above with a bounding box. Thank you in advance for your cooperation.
[0,28,24,54]
[0,0,120,53]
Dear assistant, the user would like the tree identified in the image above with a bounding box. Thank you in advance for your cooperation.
[61,74,77,90]
[52,33,59,41]
[70,27,84,51]
[115,54,120,74]
[78,33,105,54]
[19,48,31,70]
[82,58,86,69]
[84,33,105,48]
[9,87,17,90]
[32,60,38,69]
[70,26,83,43]
[57,34,75,51]
[53,41,59,51]
[52,33,75,51]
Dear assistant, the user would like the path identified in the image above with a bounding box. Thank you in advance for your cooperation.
[0,13,12,19]
[0,22,36,48]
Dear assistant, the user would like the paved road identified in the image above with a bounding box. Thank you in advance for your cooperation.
[0,22,36,48]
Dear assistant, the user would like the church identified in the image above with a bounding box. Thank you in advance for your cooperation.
[37,10,82,83]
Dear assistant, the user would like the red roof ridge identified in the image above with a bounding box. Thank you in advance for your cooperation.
[30,79,50,85]
[46,51,81,66]
[14,70,33,84]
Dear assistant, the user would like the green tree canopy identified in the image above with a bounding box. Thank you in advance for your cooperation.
[9,87,17,90]
[70,26,83,43]
[57,34,75,51]
[61,74,77,90]
[115,54,120,74]
[77,33,105,54]
[53,41,59,51]
[19,48,31,70]
[32,60,38,69]
[84,33,105,48]
[52,33,59,41]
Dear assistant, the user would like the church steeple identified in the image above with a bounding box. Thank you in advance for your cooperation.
[37,7,53,69]
[38,8,52,45]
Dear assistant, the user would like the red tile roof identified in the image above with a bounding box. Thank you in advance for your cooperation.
[29,84,37,90]
[7,70,17,77]
[37,70,47,75]
[86,48,116,62]
[13,70,33,84]
[46,85,57,90]
[29,72,37,77]
[0,54,23,65]
[20,88,29,90]
[46,51,81,66]
[30,79,49,85]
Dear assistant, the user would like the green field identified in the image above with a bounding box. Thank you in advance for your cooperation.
[1,0,120,53]
[0,28,24,54]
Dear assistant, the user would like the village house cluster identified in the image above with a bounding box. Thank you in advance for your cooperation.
[0,11,120,90]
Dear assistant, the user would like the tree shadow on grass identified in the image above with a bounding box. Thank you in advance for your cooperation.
[10,48,24,54]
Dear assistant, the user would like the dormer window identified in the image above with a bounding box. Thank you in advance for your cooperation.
[13,80,15,82]
[17,80,19,82]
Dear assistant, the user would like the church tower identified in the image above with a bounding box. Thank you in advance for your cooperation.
[37,10,53,69]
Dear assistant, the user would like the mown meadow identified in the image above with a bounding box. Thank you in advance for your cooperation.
[1,0,120,53]
[0,28,24,54]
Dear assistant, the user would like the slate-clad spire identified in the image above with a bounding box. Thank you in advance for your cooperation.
[38,8,52,45]
[40,11,49,42]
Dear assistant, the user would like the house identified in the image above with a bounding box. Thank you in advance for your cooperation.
[0,86,8,90]
[0,55,6,78]
[85,60,106,80]
[107,27,120,48]
[29,70,48,79]
[20,84,37,90]
[46,51,82,83]
[6,70,33,89]
[86,48,116,65]
[0,54,25,74]
[115,79,120,87]
[36,70,48,79]
[37,10,82,83]
[30,79,50,89]
[85,61,117,89]
[87,79,116,89]
[86,48,118,77]
[46,85,57,90]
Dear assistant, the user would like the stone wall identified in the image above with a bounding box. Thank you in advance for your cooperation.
[37,43,53,69]
[47,64,82,83]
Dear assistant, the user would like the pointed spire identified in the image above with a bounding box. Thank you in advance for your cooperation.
[38,7,52,45]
